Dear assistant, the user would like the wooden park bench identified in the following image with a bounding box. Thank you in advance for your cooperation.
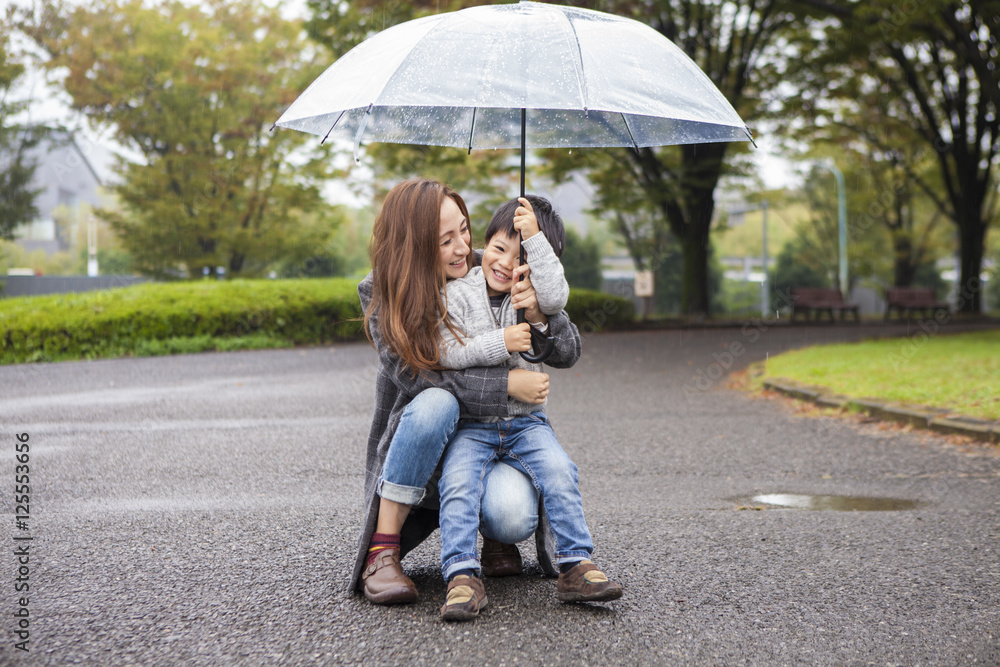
[884,287,949,320]
[791,287,860,322]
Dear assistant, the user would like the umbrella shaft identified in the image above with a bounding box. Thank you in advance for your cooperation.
[518,108,527,325]
[520,108,526,198]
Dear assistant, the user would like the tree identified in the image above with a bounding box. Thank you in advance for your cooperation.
[795,0,999,313]
[542,0,817,316]
[24,0,341,278]
[770,235,829,312]
[0,13,43,241]
[561,228,603,290]
[787,73,953,291]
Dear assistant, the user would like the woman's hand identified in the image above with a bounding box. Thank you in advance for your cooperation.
[507,368,550,404]
[511,265,547,325]
[503,323,532,353]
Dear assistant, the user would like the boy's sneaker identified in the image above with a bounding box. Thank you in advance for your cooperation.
[556,560,622,603]
[440,575,488,621]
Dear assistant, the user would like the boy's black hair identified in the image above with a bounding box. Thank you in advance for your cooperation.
[485,195,565,258]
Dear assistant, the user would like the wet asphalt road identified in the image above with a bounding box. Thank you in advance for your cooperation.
[1,321,998,666]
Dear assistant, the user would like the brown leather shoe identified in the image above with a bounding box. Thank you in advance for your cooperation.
[481,537,523,577]
[556,560,622,603]
[362,549,418,605]
[440,575,487,621]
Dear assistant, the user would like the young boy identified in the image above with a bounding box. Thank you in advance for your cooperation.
[435,195,622,621]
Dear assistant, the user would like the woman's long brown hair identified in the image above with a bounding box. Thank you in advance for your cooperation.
[364,179,469,375]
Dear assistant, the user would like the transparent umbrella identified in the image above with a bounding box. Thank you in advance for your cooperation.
[275,0,752,360]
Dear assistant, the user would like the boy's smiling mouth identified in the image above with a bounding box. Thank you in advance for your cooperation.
[491,268,510,282]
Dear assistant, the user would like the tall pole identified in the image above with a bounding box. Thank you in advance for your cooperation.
[816,161,848,296]
[761,200,769,316]
[87,214,99,277]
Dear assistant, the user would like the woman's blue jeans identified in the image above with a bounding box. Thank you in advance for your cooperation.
[377,388,538,543]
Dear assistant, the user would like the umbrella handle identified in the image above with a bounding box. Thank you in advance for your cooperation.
[517,288,554,363]
[519,332,555,364]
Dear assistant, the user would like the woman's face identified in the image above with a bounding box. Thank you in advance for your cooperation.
[439,196,472,280]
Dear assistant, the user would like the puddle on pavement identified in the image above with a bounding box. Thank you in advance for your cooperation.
[742,493,923,511]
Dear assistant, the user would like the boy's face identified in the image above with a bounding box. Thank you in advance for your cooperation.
[481,231,520,296]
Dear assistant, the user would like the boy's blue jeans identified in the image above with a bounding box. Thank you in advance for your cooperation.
[439,412,594,580]
[377,388,539,544]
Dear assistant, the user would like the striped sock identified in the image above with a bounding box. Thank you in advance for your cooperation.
[366,532,400,566]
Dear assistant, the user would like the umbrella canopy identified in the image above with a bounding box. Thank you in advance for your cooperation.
[275,0,751,158]
[276,0,752,362]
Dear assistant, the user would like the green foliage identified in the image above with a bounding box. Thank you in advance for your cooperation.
[135,333,292,357]
[564,288,636,332]
[713,198,800,261]
[787,0,999,312]
[277,206,373,279]
[652,241,685,316]
[25,0,343,278]
[911,261,947,298]
[0,279,363,364]
[0,17,43,240]
[770,237,829,312]
[0,279,633,363]
[561,228,602,291]
[717,279,764,317]
[985,242,1000,314]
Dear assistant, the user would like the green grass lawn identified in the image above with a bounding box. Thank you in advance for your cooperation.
[761,330,1000,420]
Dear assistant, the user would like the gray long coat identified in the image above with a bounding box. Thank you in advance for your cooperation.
[348,268,583,593]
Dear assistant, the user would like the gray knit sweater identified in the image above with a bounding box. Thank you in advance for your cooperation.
[439,232,570,418]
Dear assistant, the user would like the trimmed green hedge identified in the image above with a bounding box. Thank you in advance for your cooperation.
[0,279,364,364]
[0,279,635,364]
[564,288,636,333]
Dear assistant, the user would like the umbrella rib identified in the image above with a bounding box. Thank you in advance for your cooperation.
[321,110,347,145]
[468,107,477,154]
[556,8,589,113]
[353,104,374,163]
[620,113,640,154]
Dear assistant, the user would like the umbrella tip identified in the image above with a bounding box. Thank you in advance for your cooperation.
[745,127,757,149]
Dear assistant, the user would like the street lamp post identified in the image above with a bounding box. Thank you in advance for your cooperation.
[814,161,848,296]
[761,200,769,316]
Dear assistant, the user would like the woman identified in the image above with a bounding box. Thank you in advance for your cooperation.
[351,179,582,604]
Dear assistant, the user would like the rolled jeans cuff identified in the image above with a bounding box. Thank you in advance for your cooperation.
[442,554,480,581]
[376,477,425,506]
[555,550,592,565]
